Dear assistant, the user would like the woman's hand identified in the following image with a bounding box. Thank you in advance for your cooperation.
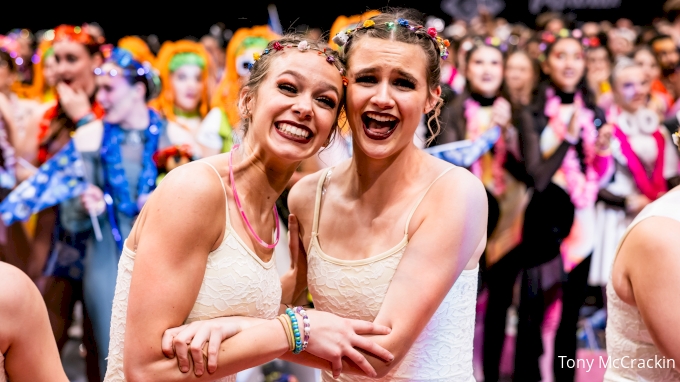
[491,98,512,130]
[566,107,583,141]
[304,310,394,378]
[80,184,105,215]
[160,317,258,377]
[626,194,652,215]
[56,82,92,122]
[596,123,613,153]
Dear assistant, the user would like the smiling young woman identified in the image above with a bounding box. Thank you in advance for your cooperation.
[515,32,614,382]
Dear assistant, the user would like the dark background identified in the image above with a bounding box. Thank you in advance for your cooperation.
[3,0,667,44]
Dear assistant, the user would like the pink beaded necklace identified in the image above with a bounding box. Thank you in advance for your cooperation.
[229,145,280,249]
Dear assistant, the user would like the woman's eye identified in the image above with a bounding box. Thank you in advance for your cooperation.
[394,79,416,89]
[355,76,377,84]
[317,97,336,108]
[67,55,77,63]
[278,83,297,93]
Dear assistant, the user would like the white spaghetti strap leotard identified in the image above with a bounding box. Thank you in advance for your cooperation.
[604,190,680,381]
[104,161,281,382]
[307,167,479,381]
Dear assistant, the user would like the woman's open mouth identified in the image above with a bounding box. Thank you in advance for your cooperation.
[362,112,399,141]
[274,121,313,144]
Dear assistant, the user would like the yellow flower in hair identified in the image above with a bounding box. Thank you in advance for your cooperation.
[253,52,261,61]
[491,37,501,46]
[363,20,375,28]
[559,29,569,38]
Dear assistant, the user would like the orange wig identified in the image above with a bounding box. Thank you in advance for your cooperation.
[150,40,211,126]
[211,26,279,128]
[118,36,156,68]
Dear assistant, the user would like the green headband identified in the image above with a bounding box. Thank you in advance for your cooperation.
[168,52,206,72]
[241,36,270,50]
[42,47,54,60]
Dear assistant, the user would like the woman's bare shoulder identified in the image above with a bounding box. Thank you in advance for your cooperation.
[615,216,680,302]
[0,263,41,349]
[136,161,227,242]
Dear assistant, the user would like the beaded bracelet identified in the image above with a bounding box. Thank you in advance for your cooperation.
[294,306,310,352]
[285,308,303,354]
[75,112,96,128]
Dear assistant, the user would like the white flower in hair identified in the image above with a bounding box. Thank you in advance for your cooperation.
[333,33,349,47]
[298,40,310,51]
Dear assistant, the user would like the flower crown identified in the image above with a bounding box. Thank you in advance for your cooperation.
[538,29,602,51]
[332,18,451,60]
[53,24,104,46]
[250,40,348,85]
[95,47,161,98]
[460,36,510,53]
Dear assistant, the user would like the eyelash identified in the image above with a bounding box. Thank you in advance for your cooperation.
[278,83,336,108]
[355,76,415,89]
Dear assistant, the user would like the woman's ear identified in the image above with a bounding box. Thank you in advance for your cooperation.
[425,85,443,113]
[238,86,253,118]
[134,82,147,101]
[91,53,104,70]
[541,59,551,76]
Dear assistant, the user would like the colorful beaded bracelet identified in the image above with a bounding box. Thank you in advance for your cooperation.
[295,306,311,352]
[75,112,96,128]
[286,308,303,354]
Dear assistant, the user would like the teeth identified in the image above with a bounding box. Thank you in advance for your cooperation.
[366,112,397,122]
[277,123,310,139]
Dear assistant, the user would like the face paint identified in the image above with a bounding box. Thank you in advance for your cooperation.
[622,82,636,102]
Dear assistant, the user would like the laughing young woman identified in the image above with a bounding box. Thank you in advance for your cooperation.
[103,35,393,382]
[289,10,487,381]
[162,10,486,382]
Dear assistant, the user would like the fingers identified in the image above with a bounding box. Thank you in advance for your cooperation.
[189,325,213,376]
[331,356,343,379]
[350,320,392,335]
[56,82,73,99]
[172,324,200,373]
[161,325,187,358]
[206,329,221,374]
[351,335,394,363]
[343,346,378,378]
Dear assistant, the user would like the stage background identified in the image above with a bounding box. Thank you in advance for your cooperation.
[3,0,667,45]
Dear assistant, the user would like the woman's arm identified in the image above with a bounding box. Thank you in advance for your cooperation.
[285,167,488,377]
[0,263,69,382]
[123,163,292,381]
[518,109,572,191]
[615,216,680,371]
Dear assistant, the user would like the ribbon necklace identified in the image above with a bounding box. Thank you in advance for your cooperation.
[229,144,280,249]
[100,109,161,251]
[613,125,667,201]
